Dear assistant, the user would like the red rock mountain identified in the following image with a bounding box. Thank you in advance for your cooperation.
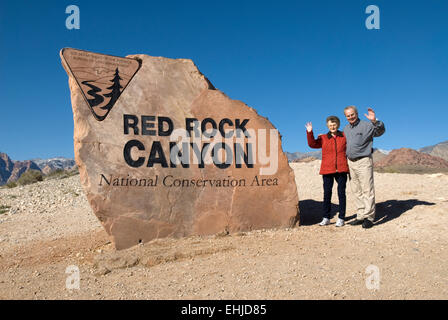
[0,153,15,185]
[372,149,388,163]
[0,153,42,185]
[375,148,448,170]
[419,140,448,161]
[7,160,42,184]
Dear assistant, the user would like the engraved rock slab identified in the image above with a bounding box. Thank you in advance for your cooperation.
[61,48,299,250]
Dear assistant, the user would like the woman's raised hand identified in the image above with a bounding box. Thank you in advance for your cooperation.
[305,122,313,132]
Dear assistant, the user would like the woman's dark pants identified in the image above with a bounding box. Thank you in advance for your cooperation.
[322,172,347,220]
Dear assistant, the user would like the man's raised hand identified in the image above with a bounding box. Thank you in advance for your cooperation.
[364,108,377,123]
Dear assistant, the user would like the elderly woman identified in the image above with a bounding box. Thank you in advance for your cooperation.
[305,116,349,227]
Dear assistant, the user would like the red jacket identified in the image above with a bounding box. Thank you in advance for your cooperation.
[307,130,349,175]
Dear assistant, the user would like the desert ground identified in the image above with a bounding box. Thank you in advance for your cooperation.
[0,161,447,300]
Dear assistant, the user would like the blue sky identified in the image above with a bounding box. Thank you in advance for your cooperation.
[0,0,447,160]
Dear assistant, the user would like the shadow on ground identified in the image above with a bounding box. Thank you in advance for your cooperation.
[298,200,356,226]
[298,198,436,226]
[374,199,436,225]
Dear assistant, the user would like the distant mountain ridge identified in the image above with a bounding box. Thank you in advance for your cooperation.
[31,157,76,175]
[287,140,448,173]
[2,140,447,184]
[7,160,42,184]
[418,140,448,161]
[286,151,322,161]
[0,153,41,185]
[31,157,76,169]
[374,148,448,173]
[376,148,391,155]
[0,153,15,185]
[286,148,390,162]
[0,153,75,186]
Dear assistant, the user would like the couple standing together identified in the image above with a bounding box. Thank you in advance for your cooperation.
[306,106,385,228]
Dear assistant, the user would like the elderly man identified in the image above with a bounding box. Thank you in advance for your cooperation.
[343,106,385,228]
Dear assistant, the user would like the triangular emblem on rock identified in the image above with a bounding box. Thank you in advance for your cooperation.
[61,48,141,121]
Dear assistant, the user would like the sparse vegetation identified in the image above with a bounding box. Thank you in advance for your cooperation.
[6,182,17,188]
[16,170,43,186]
[44,167,79,180]
[0,167,79,189]
[63,189,80,197]
[45,168,65,178]
[374,165,448,174]
[0,205,11,214]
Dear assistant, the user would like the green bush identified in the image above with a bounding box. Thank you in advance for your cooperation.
[45,168,65,179]
[0,205,10,214]
[16,170,43,186]
[44,167,79,180]
[6,181,17,188]
[68,167,79,176]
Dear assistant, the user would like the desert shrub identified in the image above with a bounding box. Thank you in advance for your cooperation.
[67,166,79,176]
[5,181,17,188]
[46,168,65,177]
[0,205,10,214]
[44,167,79,180]
[16,170,43,186]
[44,169,66,180]
[61,167,80,179]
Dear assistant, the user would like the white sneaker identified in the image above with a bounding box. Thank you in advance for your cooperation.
[335,218,345,227]
[319,218,330,226]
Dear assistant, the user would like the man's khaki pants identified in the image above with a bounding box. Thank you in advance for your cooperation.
[348,155,375,222]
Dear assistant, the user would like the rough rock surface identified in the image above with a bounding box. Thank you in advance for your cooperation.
[61,49,299,250]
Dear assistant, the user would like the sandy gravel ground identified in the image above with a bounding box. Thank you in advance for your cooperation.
[0,161,447,300]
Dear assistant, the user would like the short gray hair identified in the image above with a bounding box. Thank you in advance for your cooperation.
[344,105,358,115]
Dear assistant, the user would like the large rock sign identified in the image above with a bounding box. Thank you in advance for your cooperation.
[61,48,299,250]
